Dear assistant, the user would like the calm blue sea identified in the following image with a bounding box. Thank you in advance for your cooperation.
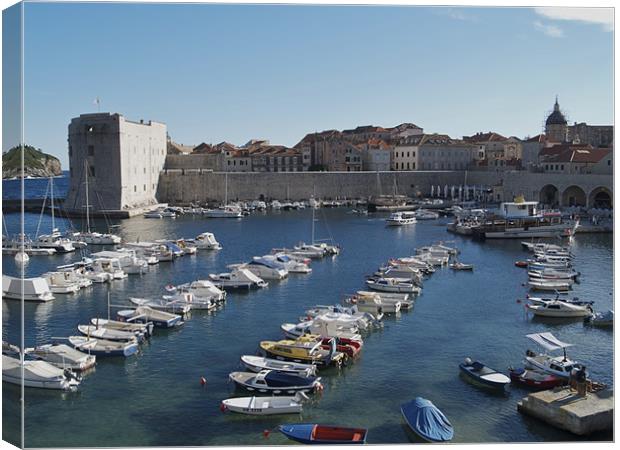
[2,172,69,201]
[1,179,613,446]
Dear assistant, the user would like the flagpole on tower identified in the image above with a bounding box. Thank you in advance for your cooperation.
[94,96,101,112]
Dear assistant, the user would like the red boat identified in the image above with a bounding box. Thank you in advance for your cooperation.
[320,337,363,358]
[515,261,528,268]
[509,367,565,390]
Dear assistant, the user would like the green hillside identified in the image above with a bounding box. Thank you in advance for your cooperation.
[2,145,62,178]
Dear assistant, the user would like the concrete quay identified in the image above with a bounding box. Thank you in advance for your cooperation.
[517,387,613,436]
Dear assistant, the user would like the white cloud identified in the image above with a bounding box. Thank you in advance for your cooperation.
[435,7,478,23]
[534,7,613,31]
[534,20,564,38]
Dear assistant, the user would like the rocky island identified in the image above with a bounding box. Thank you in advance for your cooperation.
[2,145,62,179]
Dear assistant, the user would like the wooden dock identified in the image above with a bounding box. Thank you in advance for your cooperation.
[517,386,613,436]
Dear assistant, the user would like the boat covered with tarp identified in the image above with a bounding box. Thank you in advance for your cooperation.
[400,397,454,442]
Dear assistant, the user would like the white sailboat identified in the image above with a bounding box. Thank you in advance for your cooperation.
[204,172,243,218]
[33,177,76,253]
[68,162,121,245]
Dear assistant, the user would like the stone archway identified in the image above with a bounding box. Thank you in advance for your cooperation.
[539,184,559,207]
[589,186,613,209]
[561,185,587,207]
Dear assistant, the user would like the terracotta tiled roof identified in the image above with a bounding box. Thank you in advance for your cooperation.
[541,144,610,163]
[462,132,507,143]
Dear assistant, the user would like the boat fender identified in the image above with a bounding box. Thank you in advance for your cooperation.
[200,376,207,386]
[262,429,271,439]
[219,402,227,412]
[314,382,324,394]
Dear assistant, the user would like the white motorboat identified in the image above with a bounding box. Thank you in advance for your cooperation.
[414,252,449,267]
[526,300,592,318]
[161,291,218,311]
[57,261,113,283]
[521,242,570,254]
[523,332,585,379]
[449,261,474,271]
[68,231,121,245]
[209,268,268,290]
[281,316,362,341]
[77,324,140,342]
[347,291,400,314]
[376,265,423,285]
[2,275,55,302]
[129,297,191,315]
[26,343,96,371]
[90,257,127,279]
[229,370,322,394]
[42,271,81,294]
[354,290,412,311]
[233,258,288,280]
[169,280,226,303]
[414,209,440,220]
[303,307,382,330]
[221,393,307,415]
[91,250,148,275]
[2,354,80,390]
[388,257,434,273]
[188,232,222,250]
[528,279,571,292]
[203,205,243,218]
[240,355,318,376]
[262,254,312,274]
[366,277,420,294]
[386,211,417,226]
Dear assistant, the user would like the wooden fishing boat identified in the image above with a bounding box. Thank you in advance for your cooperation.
[68,336,139,357]
[278,423,367,444]
[459,358,511,391]
[240,355,317,376]
[259,335,341,367]
[508,367,565,390]
[401,397,453,442]
[229,370,322,394]
[77,325,140,342]
[220,393,307,415]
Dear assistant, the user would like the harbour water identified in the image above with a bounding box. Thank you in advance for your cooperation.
[1,186,613,446]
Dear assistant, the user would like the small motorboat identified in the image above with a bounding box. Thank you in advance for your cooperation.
[584,310,613,327]
[2,354,80,391]
[129,297,191,315]
[526,300,592,318]
[508,367,565,390]
[68,336,139,357]
[366,277,418,294]
[220,392,307,415]
[527,279,571,292]
[117,306,183,328]
[523,332,585,379]
[400,397,454,443]
[209,268,268,290]
[26,343,96,371]
[77,325,140,342]
[229,369,322,394]
[515,260,529,268]
[459,358,511,391]
[240,355,317,376]
[90,318,153,338]
[449,261,473,271]
[278,423,367,444]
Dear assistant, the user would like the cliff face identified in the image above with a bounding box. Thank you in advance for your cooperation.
[2,145,63,178]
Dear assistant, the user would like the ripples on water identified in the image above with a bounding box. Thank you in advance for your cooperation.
[1,208,613,446]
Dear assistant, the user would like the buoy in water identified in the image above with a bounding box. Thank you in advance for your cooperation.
[200,376,207,386]
[263,429,271,438]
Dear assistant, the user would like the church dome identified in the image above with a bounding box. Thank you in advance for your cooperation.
[546,97,567,126]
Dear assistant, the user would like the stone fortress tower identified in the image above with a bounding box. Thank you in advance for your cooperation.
[65,113,167,216]
[545,96,568,143]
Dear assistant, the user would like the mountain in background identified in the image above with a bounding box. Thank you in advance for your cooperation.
[2,145,62,179]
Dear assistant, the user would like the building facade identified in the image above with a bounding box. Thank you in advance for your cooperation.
[393,134,478,171]
[567,122,614,148]
[65,113,167,213]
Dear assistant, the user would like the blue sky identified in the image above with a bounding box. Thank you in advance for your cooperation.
[4,3,614,166]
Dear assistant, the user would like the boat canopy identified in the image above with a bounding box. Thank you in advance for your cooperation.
[250,258,281,269]
[526,332,573,351]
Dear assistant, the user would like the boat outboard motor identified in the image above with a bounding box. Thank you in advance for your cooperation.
[464,357,473,366]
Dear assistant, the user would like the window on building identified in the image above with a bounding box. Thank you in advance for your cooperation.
[87,145,94,156]
[561,165,564,171]
[412,162,416,170]
[143,168,146,174]
[134,185,137,192]
[144,185,146,191]
[407,162,410,170]
[89,165,95,177]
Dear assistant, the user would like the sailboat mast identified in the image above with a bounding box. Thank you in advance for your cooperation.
[50,176,55,230]
[85,161,91,232]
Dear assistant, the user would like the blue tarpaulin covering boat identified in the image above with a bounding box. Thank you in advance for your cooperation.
[400,397,454,442]
[278,423,367,444]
